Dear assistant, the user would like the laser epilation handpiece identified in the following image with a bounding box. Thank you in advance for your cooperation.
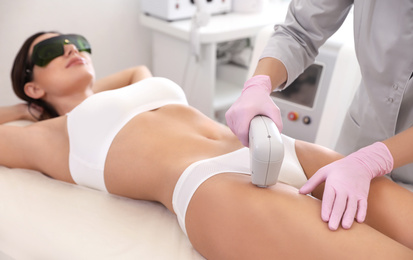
[249,116,284,187]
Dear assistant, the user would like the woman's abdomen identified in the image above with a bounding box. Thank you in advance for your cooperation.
[104,104,242,206]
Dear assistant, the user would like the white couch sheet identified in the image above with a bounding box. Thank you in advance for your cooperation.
[0,166,204,259]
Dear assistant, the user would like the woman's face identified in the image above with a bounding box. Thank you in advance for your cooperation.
[27,33,96,99]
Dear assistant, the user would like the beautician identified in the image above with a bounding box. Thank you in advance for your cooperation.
[226,0,413,231]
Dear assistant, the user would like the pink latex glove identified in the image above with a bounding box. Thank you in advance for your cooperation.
[299,142,393,230]
[225,75,283,147]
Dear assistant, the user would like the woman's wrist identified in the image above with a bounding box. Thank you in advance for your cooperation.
[12,103,40,122]
[15,103,32,121]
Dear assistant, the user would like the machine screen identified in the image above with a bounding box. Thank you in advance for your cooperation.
[271,64,323,108]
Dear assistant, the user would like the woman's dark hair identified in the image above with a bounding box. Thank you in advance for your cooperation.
[11,31,60,120]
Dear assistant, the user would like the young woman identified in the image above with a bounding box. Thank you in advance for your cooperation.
[1,31,413,259]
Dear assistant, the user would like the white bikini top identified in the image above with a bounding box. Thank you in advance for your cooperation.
[67,77,188,191]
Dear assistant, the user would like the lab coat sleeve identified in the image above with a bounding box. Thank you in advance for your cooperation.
[260,0,353,89]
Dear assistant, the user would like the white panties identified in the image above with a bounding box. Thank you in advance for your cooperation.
[172,134,307,236]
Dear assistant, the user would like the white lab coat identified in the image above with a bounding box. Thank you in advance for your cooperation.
[261,0,413,184]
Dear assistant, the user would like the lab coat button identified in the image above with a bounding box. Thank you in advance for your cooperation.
[392,84,398,90]
[387,97,394,103]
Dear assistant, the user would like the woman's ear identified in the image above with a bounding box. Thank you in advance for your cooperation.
[24,82,45,99]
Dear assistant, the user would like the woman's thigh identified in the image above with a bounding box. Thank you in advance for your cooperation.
[366,176,413,249]
[185,173,413,260]
[295,139,413,249]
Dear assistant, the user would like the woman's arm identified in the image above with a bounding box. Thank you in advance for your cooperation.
[92,65,153,93]
[0,124,34,168]
[0,103,41,124]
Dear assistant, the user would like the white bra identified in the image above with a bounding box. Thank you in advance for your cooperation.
[67,77,188,191]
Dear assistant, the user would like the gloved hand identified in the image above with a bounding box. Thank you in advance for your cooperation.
[225,75,283,147]
[299,142,393,230]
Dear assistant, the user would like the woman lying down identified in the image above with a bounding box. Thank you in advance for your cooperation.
[1,31,413,259]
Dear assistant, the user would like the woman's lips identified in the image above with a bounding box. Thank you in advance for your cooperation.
[66,57,86,68]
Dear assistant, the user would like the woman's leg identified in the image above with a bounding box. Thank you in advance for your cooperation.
[295,140,413,249]
[185,173,413,259]
[366,177,413,249]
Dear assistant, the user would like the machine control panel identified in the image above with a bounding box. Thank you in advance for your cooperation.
[286,111,312,125]
[271,58,334,143]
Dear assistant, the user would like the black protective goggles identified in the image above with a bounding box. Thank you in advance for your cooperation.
[31,34,91,67]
